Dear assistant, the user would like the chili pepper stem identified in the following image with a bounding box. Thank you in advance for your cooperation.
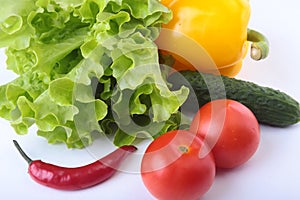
[13,140,33,164]
[247,28,269,61]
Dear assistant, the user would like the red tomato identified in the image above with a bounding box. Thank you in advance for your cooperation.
[141,130,216,200]
[190,99,260,169]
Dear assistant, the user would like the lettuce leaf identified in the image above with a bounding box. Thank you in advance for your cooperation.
[0,0,189,148]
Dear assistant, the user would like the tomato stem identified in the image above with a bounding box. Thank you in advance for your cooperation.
[178,146,189,153]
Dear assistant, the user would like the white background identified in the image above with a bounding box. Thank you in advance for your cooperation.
[1,0,300,199]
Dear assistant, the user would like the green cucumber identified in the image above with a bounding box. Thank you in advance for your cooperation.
[168,71,300,127]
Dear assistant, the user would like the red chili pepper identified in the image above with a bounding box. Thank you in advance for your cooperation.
[13,140,137,190]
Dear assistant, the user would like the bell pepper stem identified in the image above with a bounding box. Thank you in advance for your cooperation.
[247,28,269,61]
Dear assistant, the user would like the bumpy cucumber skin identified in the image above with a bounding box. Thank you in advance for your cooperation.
[168,71,300,127]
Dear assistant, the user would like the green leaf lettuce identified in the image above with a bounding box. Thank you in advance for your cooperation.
[0,0,189,148]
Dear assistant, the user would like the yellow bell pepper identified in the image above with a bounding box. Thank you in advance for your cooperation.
[157,0,269,77]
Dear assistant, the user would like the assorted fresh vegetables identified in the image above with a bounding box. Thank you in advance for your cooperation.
[13,140,137,190]
[0,0,299,198]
